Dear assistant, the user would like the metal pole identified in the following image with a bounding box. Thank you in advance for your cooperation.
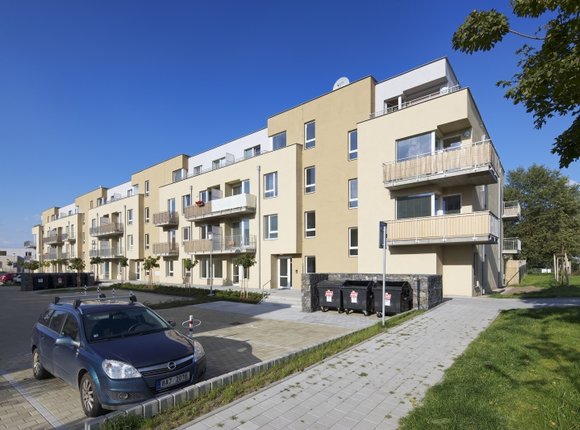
[208,233,214,296]
[257,165,261,293]
[382,229,386,327]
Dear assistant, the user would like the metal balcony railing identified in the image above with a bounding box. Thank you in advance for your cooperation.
[44,234,63,244]
[89,247,124,258]
[153,211,179,227]
[503,237,522,254]
[43,252,58,260]
[383,140,501,190]
[503,201,521,219]
[184,234,257,254]
[371,85,462,119]
[152,242,179,256]
[183,194,257,221]
[90,223,124,237]
[386,211,500,246]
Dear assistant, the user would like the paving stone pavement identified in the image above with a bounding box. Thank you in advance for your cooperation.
[179,296,580,430]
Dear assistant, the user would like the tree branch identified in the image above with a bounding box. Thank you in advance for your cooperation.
[508,28,545,40]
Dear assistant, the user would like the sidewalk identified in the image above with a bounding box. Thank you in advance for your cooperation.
[179,296,580,430]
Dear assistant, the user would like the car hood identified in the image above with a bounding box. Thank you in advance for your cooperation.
[89,329,194,368]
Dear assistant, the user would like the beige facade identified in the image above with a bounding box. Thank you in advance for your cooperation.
[32,58,511,296]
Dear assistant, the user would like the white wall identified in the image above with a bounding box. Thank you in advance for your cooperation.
[58,202,78,217]
[107,181,134,200]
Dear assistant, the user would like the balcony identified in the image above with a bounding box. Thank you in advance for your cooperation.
[65,233,76,242]
[371,85,462,119]
[89,247,124,259]
[383,140,501,190]
[44,234,63,245]
[386,211,500,246]
[152,242,179,256]
[184,234,257,255]
[503,201,521,219]
[184,194,257,222]
[43,251,58,260]
[90,223,124,237]
[24,240,36,249]
[503,237,522,254]
[153,211,179,227]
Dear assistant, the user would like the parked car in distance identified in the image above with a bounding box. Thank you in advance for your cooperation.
[0,273,14,283]
[14,273,22,284]
[31,293,206,416]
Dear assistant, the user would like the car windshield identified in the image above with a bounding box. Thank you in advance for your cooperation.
[83,307,171,342]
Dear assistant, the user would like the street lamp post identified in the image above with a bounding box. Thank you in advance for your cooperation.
[208,232,214,296]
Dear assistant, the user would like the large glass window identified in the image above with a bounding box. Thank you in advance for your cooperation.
[348,130,358,160]
[182,194,191,209]
[305,211,316,237]
[264,214,278,239]
[273,131,286,150]
[172,169,183,182]
[349,228,358,257]
[264,172,278,198]
[305,256,316,273]
[442,195,461,214]
[244,145,261,159]
[397,194,432,219]
[396,132,433,161]
[305,121,316,149]
[348,179,358,209]
[305,167,315,194]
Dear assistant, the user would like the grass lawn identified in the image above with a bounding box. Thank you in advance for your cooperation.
[399,306,580,430]
[493,274,580,298]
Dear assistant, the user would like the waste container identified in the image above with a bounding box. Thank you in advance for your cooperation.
[52,273,72,289]
[316,280,344,312]
[32,274,52,291]
[341,280,374,316]
[373,281,413,317]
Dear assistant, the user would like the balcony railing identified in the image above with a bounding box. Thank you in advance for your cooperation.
[90,223,124,237]
[184,194,257,221]
[43,252,58,260]
[503,237,521,254]
[503,201,521,219]
[383,140,501,190]
[386,211,500,246]
[44,234,63,245]
[152,242,179,256]
[153,211,179,227]
[24,240,36,248]
[89,247,124,258]
[184,234,257,254]
[371,85,462,119]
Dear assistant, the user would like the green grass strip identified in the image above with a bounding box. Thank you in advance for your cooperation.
[492,274,580,298]
[399,307,580,430]
[102,310,422,430]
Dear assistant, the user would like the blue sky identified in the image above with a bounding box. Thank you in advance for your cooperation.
[0,0,577,249]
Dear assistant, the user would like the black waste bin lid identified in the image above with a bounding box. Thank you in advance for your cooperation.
[317,280,345,287]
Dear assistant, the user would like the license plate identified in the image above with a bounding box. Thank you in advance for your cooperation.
[157,372,190,390]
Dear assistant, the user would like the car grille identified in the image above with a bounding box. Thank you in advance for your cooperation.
[138,355,194,378]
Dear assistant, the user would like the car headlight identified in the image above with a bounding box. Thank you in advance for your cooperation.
[193,341,205,362]
[102,359,142,379]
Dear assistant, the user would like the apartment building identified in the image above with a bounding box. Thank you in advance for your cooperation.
[31,58,515,296]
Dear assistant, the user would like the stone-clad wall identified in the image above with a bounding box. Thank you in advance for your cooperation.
[302,273,442,313]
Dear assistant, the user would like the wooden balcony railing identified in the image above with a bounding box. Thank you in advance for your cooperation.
[44,234,63,244]
[152,242,179,256]
[386,211,500,246]
[153,211,179,227]
[503,201,521,219]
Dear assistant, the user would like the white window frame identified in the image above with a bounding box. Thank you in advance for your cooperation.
[348,179,358,209]
[264,214,278,240]
[272,131,286,150]
[145,233,150,249]
[244,145,261,159]
[305,211,316,238]
[305,256,316,274]
[182,226,191,241]
[144,180,150,196]
[305,121,315,149]
[166,260,174,277]
[193,165,202,176]
[348,227,358,257]
[305,166,315,194]
[264,172,278,198]
[127,234,134,251]
[348,130,358,160]
[212,157,226,170]
[144,207,150,223]
[127,209,133,224]
[172,169,183,182]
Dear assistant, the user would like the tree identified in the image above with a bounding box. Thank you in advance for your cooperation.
[23,260,40,273]
[504,164,580,267]
[41,260,50,273]
[233,253,256,298]
[119,257,129,283]
[182,258,198,288]
[68,257,86,287]
[452,1,579,167]
[142,256,160,286]
[90,256,103,282]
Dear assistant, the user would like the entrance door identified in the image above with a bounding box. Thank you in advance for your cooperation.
[278,257,292,289]
[233,263,242,286]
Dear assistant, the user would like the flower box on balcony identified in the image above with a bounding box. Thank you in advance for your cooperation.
[195,201,205,207]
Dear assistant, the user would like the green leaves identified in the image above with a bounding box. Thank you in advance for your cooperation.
[452,10,510,53]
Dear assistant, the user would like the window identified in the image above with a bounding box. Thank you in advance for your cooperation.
[244,145,261,159]
[145,207,150,223]
[144,233,150,249]
[144,180,150,196]
[305,256,316,273]
[264,172,278,198]
[348,130,358,160]
[182,194,191,210]
[305,211,316,237]
[193,165,202,176]
[442,195,461,214]
[305,167,315,194]
[273,131,286,150]
[348,179,358,209]
[200,257,222,278]
[166,260,174,277]
[349,228,358,257]
[440,135,462,150]
[61,315,79,340]
[172,169,183,182]
[264,214,278,239]
[397,194,433,219]
[212,157,225,170]
[48,311,66,332]
[305,121,315,149]
[182,226,191,241]
[199,190,208,203]
[396,132,434,161]
[127,209,133,224]
[167,198,176,213]
[127,235,134,251]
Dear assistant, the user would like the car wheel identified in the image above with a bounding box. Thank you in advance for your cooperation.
[321,307,328,312]
[80,373,104,417]
[376,312,382,318]
[32,349,50,380]
[363,310,370,316]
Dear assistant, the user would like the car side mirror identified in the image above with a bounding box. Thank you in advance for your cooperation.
[167,320,177,328]
[55,337,80,348]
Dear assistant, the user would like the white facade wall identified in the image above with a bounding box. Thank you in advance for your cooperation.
[107,181,134,201]
[58,202,78,218]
